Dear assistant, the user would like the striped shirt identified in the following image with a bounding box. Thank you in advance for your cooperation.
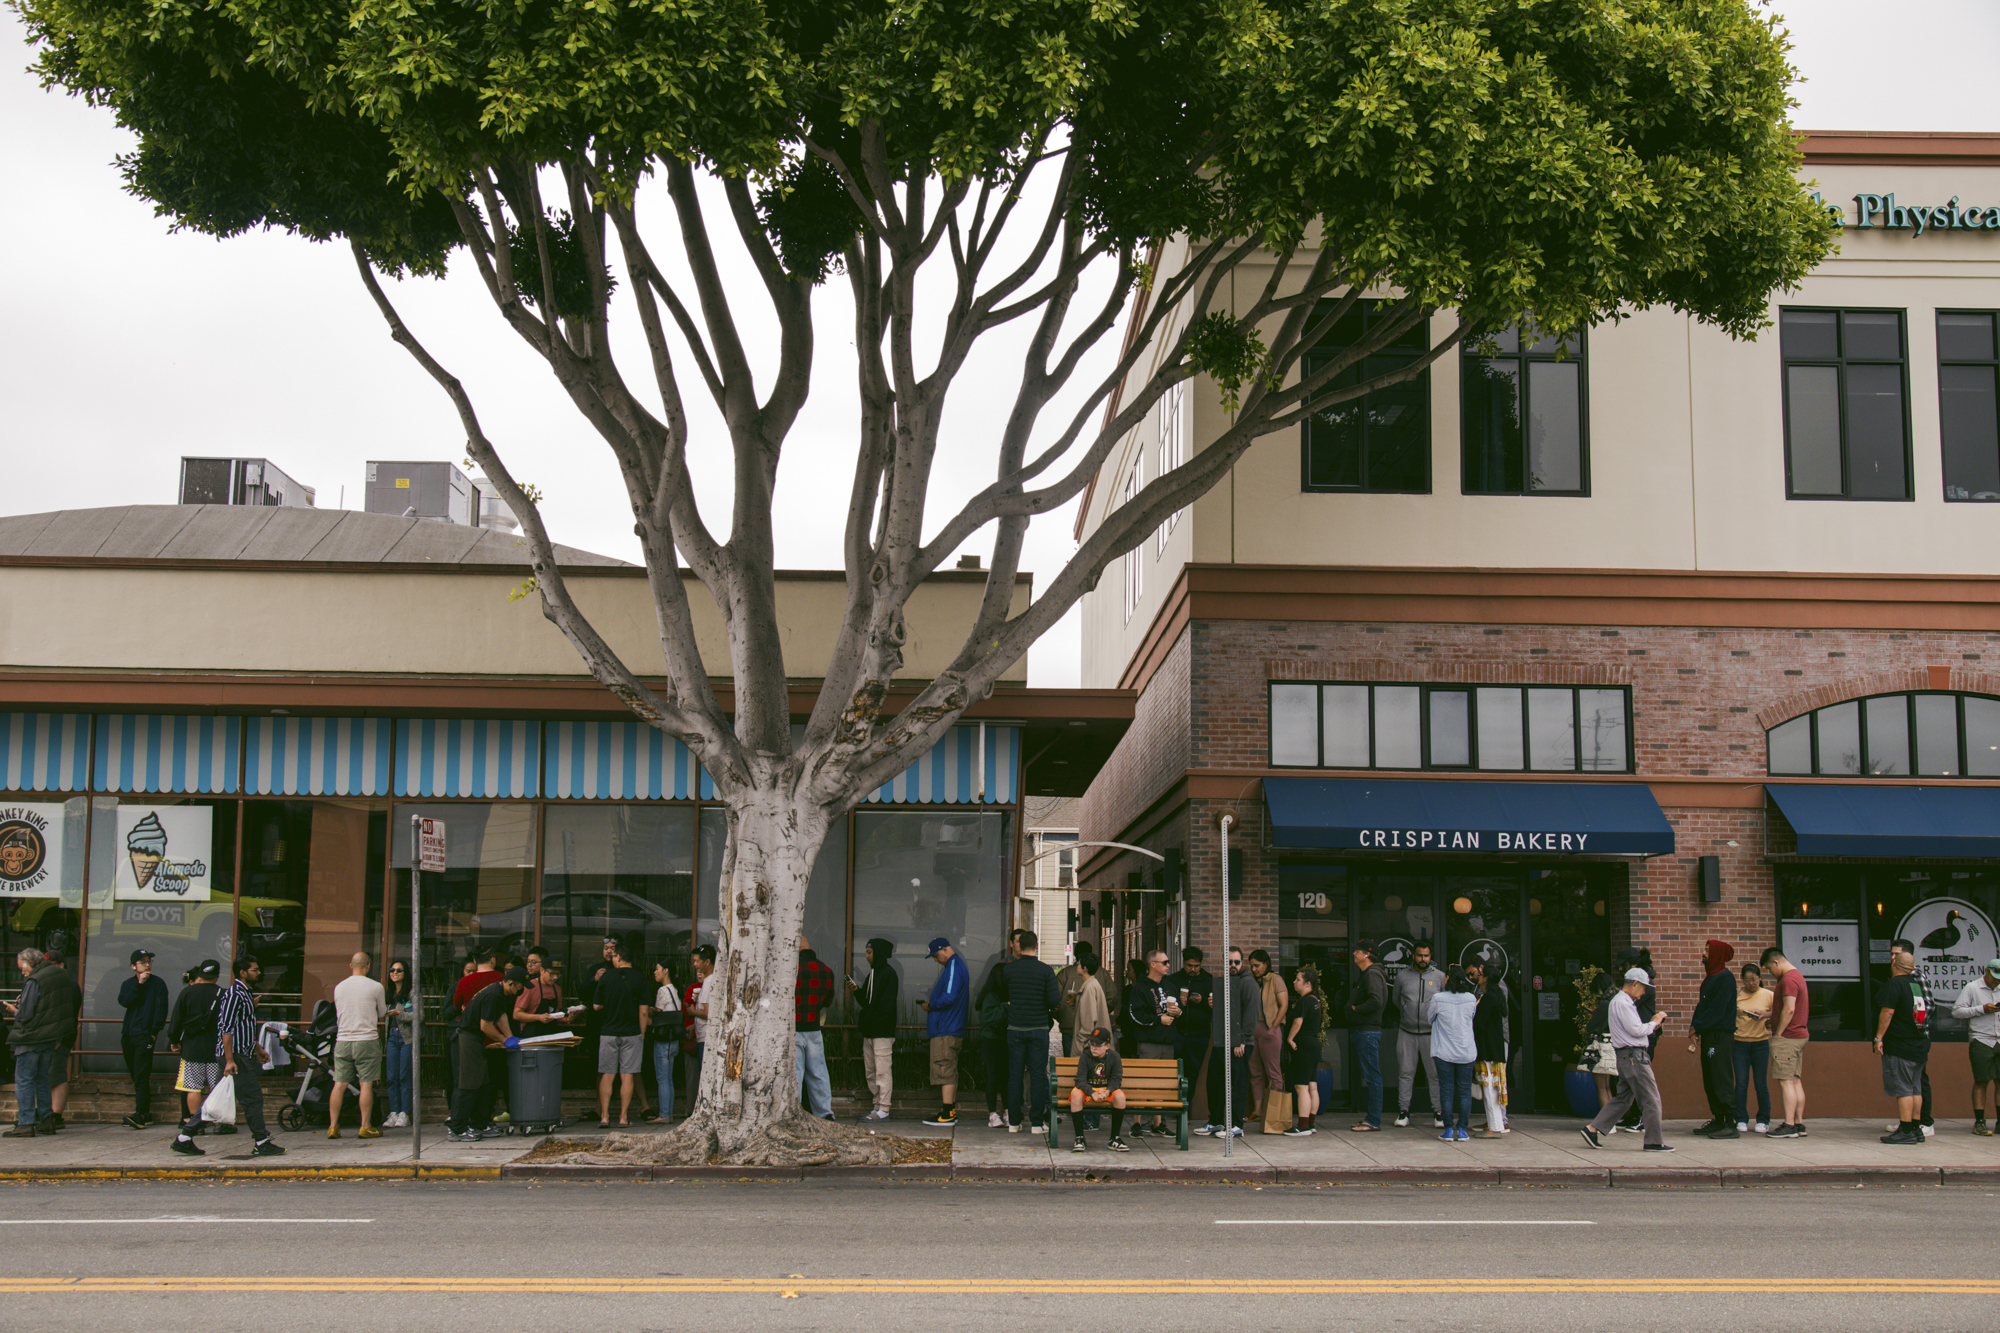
[215,980,260,1064]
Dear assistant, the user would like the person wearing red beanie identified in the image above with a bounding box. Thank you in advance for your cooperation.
[1691,940,1740,1137]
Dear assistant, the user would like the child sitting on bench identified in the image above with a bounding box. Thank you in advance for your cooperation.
[1070,1026,1129,1153]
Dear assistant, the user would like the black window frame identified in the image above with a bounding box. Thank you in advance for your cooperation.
[1299,301,1434,496]
[1459,324,1591,497]
[1268,681,1635,774]
[1779,305,1913,502]
[1939,308,2000,502]
[1765,690,2000,778]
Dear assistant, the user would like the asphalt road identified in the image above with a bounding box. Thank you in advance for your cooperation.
[0,1180,1993,1330]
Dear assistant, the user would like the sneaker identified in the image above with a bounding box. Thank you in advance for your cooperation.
[1072,1137,1087,1153]
[1225,1125,1245,1137]
[250,1139,286,1157]
[1438,1131,1455,1142]
[1755,1122,1770,1134]
[1107,1137,1130,1152]
[1708,1127,1739,1139]
[861,1110,890,1123]
[1030,1124,1048,1136]
[1194,1125,1217,1137]
[1736,1122,1749,1133]
[1393,1114,1410,1127]
[988,1112,1005,1128]
[493,1112,511,1124]
[1922,1122,1936,1137]
[1454,1128,1470,1142]
[169,1136,202,1155]
[1765,1123,1797,1138]
[1881,1126,1925,1145]
[3,1124,36,1139]
[446,1131,475,1143]
[1434,1115,1445,1129]
[1642,1143,1677,1153]
[328,1127,342,1139]
[38,1113,63,1133]
[921,1111,956,1127]
[1977,1122,1995,1137]
[1126,1124,1147,1138]
[1284,1126,1313,1136]
[123,1114,147,1130]
[1579,1127,1601,1149]
[1007,1122,1021,1134]
[358,1126,383,1139]
[478,1126,507,1140]
[1792,1123,1809,1138]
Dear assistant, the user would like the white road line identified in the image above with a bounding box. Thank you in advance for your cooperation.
[0,1216,373,1226]
[1215,1220,1594,1226]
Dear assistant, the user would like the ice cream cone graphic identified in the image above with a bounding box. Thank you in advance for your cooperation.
[126,812,168,889]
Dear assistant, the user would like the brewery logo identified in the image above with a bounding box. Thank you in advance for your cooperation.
[1460,937,1511,983]
[0,808,51,892]
[1897,898,1998,1022]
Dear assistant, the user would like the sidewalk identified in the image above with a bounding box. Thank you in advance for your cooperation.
[5,1112,2000,1185]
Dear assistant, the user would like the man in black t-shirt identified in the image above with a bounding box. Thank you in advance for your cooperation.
[1874,939,1931,1145]
[449,967,525,1142]
[593,941,650,1127]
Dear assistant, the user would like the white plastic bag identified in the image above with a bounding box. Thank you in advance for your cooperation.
[200,1075,237,1124]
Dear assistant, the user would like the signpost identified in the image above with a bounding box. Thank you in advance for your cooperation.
[411,817,444,1159]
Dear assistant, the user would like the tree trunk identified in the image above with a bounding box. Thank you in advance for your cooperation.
[567,785,904,1167]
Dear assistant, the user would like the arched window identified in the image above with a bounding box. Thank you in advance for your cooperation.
[1767,692,2000,777]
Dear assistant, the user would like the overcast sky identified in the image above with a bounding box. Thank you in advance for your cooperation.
[1,0,1993,689]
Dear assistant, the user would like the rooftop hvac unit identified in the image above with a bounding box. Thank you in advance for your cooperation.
[364,461,474,526]
[177,457,316,508]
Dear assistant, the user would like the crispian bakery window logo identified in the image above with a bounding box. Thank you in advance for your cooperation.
[0,804,65,896]
[1897,897,1996,1021]
[113,807,212,901]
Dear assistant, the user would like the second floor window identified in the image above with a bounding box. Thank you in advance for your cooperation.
[1781,307,1910,500]
[1270,681,1631,772]
[1941,311,2000,501]
[1300,301,1431,494]
[1768,691,2000,777]
[1461,325,1588,495]
[1157,381,1186,550]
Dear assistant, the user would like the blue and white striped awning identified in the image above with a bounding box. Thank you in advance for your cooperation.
[0,713,91,793]
[544,720,712,800]
[394,719,540,798]
[864,725,1019,805]
[244,718,394,797]
[94,715,240,794]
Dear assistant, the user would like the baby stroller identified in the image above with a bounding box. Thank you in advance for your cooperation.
[275,1001,340,1132]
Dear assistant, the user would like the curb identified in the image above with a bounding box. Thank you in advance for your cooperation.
[0,1164,502,1181]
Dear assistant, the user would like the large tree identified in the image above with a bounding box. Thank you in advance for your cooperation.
[20,0,1829,1162]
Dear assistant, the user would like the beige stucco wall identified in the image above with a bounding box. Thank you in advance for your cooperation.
[1079,158,2000,687]
[0,567,1029,681]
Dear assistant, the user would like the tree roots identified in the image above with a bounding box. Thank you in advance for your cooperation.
[561,1110,909,1168]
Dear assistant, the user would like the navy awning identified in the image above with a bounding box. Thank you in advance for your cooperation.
[1263,777,1676,858]
[1767,784,2000,858]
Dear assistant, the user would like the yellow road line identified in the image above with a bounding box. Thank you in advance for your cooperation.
[0,1278,1993,1295]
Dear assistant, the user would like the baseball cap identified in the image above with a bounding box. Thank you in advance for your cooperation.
[196,959,221,980]
[129,949,155,965]
[1624,967,1651,985]
[927,936,951,957]
[1087,1026,1112,1045]
[503,965,530,985]
[1988,959,2000,974]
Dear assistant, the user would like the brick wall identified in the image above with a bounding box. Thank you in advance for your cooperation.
[1079,629,1192,852]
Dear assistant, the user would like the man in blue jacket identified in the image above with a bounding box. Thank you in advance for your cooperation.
[919,937,969,1127]
[117,949,169,1128]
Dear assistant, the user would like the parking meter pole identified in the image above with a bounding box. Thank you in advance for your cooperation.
[1220,813,1233,1159]
[409,815,422,1161]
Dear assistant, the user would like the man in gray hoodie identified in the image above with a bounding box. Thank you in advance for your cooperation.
[1392,943,1447,1129]
[1197,948,1263,1137]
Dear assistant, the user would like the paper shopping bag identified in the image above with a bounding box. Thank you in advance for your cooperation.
[1261,1087,1293,1134]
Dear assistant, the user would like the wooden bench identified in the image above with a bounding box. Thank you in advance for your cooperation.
[1044,1055,1189,1150]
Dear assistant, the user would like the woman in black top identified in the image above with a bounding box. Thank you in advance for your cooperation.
[1283,967,1325,1135]
[1472,968,1510,1138]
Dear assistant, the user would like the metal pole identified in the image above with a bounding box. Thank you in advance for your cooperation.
[1220,813,1233,1158]
[409,815,423,1161]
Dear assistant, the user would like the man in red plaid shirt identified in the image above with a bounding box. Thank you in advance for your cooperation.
[796,935,836,1119]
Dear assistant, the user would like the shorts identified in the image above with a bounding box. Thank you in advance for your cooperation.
[51,1044,70,1088]
[599,1034,643,1075]
[1582,1034,1618,1073]
[1882,1054,1926,1099]
[1077,1084,1118,1103]
[1769,1034,1808,1082]
[1972,1040,2000,1084]
[929,1035,962,1085]
[333,1040,384,1085]
[175,1060,221,1094]
[1137,1042,1176,1061]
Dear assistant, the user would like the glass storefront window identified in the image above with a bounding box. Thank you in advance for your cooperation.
[2,796,87,1079]
[234,801,386,1022]
[1776,866,1873,1040]
[1865,866,2000,1041]
[851,811,1007,1028]
[541,804,697,981]
[1278,866,1351,1093]
[390,802,536,1024]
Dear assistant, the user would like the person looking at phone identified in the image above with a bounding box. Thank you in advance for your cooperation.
[1068,1026,1127,1153]
[1579,968,1672,1152]
[1127,950,1181,1137]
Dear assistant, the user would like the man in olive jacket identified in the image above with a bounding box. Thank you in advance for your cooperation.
[5,948,80,1137]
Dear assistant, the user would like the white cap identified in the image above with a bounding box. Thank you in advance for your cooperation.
[1624,968,1651,985]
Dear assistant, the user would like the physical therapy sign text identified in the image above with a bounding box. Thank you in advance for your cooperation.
[1812,191,2000,236]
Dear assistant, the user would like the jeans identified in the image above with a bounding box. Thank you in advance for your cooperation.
[1732,1040,1770,1125]
[983,1036,1010,1114]
[1207,1046,1251,1128]
[1353,1028,1383,1127]
[651,1040,679,1121]
[1006,1028,1051,1127]
[122,1033,158,1120]
[1589,1049,1665,1147]
[1396,1029,1438,1115]
[794,1031,832,1118]
[385,1029,412,1116]
[12,1044,55,1127]
[1435,1059,1475,1133]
